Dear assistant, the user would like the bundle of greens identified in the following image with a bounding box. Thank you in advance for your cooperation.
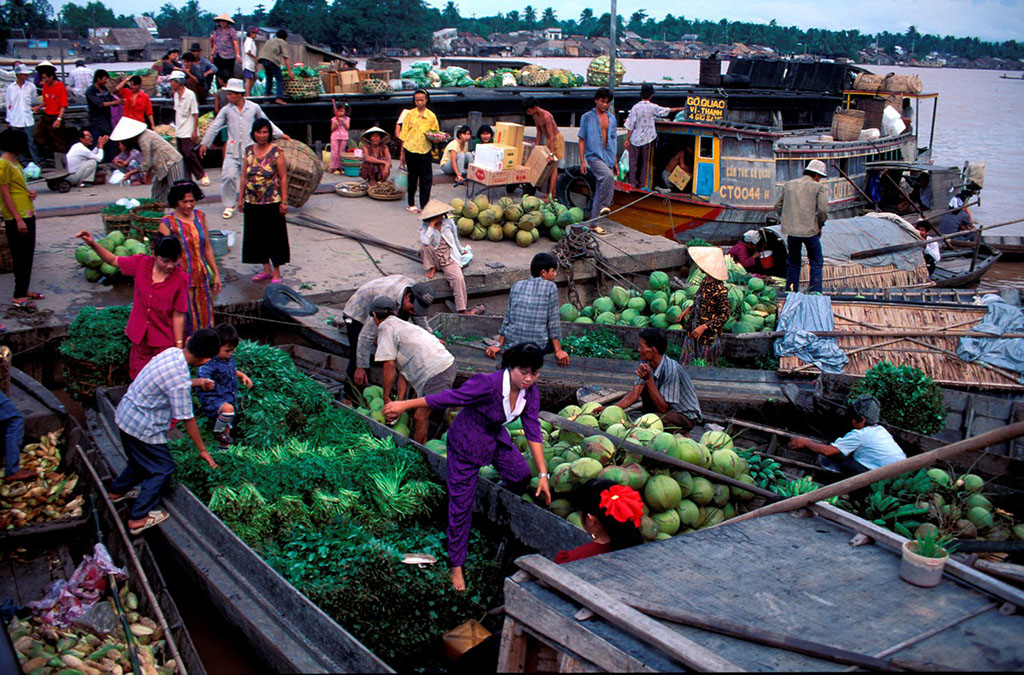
[561,328,635,360]
[848,361,946,435]
[58,305,132,366]
[101,203,130,215]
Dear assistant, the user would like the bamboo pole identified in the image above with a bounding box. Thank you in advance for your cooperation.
[735,329,1024,340]
[851,216,1024,259]
[725,421,1024,525]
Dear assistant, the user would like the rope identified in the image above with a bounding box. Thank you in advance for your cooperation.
[4,304,54,327]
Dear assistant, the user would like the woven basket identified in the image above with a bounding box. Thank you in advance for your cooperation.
[277,139,323,207]
[129,202,168,243]
[586,66,623,87]
[102,212,134,236]
[831,108,865,142]
[0,228,13,274]
[335,182,367,198]
[62,354,130,401]
[140,72,158,95]
[284,77,321,100]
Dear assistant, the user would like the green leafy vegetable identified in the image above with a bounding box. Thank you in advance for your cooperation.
[848,361,946,435]
[58,305,132,366]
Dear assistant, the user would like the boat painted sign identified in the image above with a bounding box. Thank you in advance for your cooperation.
[684,95,728,123]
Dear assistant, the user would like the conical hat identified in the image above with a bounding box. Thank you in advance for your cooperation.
[420,199,453,221]
[213,13,235,23]
[688,245,728,281]
[109,117,147,142]
[360,126,391,146]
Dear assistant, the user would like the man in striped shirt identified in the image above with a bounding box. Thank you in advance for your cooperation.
[110,328,221,535]
[614,327,701,432]
[487,253,570,366]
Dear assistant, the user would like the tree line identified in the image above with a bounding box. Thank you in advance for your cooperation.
[1,0,1020,63]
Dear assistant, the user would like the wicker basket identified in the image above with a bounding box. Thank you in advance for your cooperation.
[62,354,130,401]
[102,212,134,236]
[129,202,168,243]
[586,66,624,87]
[140,72,158,95]
[284,77,321,100]
[831,108,865,142]
[277,139,323,207]
[0,228,13,274]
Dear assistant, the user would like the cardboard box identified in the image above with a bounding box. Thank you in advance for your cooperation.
[468,163,511,186]
[669,166,692,191]
[474,144,506,171]
[495,122,525,152]
[524,143,555,187]
[493,142,521,169]
[509,166,530,183]
[337,69,360,85]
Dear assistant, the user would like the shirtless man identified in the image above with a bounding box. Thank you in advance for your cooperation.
[577,88,618,224]
[662,145,694,193]
[524,97,564,198]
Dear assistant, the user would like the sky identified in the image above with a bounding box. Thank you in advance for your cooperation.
[91,0,1024,42]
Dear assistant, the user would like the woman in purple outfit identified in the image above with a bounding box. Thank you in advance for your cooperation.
[384,343,552,591]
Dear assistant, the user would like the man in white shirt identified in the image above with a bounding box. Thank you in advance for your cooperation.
[66,128,107,186]
[242,26,259,95]
[4,64,39,164]
[790,395,906,477]
[68,60,93,100]
[168,71,208,186]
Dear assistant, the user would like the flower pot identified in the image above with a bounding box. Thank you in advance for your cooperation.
[899,540,948,587]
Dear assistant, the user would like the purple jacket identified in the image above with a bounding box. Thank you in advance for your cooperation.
[425,370,542,464]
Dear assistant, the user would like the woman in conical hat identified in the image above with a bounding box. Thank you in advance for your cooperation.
[681,245,731,364]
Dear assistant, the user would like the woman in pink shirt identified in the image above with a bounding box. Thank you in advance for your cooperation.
[75,231,190,378]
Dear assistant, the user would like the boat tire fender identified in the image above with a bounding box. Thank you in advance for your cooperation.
[555,165,596,211]
[262,283,319,317]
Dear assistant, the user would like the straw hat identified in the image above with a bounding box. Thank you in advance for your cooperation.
[109,117,147,142]
[804,159,827,177]
[688,246,728,281]
[360,126,391,146]
[213,13,235,24]
[420,199,453,221]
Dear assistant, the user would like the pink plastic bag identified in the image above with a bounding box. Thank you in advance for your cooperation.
[27,543,128,626]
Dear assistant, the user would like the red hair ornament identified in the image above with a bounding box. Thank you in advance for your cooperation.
[599,484,644,528]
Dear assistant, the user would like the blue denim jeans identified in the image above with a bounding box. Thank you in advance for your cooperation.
[786,234,823,293]
[0,392,25,476]
[260,59,284,99]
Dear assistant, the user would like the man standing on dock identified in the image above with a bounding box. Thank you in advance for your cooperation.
[5,64,40,165]
[775,159,828,293]
[524,98,564,198]
[578,87,618,226]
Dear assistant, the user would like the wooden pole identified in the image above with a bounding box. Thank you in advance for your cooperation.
[836,166,879,212]
[850,216,1024,259]
[736,329,1024,340]
[540,411,780,501]
[725,422,1024,525]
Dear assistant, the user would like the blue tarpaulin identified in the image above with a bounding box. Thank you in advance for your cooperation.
[774,292,849,374]
[957,296,1024,383]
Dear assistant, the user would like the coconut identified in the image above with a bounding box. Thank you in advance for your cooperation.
[671,471,694,498]
[559,303,580,322]
[489,205,505,221]
[582,435,616,465]
[967,506,994,530]
[620,308,639,324]
[649,270,670,290]
[698,507,725,529]
[730,474,756,501]
[955,519,978,539]
[711,448,740,477]
[1013,524,1024,541]
[598,465,630,487]
[634,413,664,432]
[644,474,682,512]
[598,405,627,430]
[620,463,649,491]
[567,512,584,529]
[595,311,617,325]
[569,457,602,483]
[962,474,985,493]
[700,430,733,451]
[514,230,532,247]
[915,522,939,540]
[651,432,676,456]
[462,201,480,219]
[711,483,730,507]
[609,286,630,308]
[690,476,714,505]
[966,494,992,512]
[651,509,680,535]
[673,437,704,465]
[927,468,951,487]
[640,515,659,541]
[697,444,713,469]
[549,498,573,518]
[593,296,615,314]
[675,499,699,528]
[605,422,630,439]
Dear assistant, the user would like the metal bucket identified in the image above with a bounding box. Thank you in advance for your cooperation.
[209,230,229,257]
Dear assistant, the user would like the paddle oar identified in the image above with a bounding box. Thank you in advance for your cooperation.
[850,216,1024,260]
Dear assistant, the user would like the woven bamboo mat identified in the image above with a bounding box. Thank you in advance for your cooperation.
[798,259,931,290]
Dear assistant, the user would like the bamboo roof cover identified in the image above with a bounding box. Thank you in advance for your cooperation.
[778,300,1024,391]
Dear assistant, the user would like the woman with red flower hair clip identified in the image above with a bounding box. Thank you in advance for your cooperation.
[556,479,645,563]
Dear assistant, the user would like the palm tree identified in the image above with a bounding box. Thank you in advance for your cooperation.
[523,5,537,28]
[541,7,556,25]
[579,7,593,24]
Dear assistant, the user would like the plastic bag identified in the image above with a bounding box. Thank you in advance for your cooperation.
[617,151,629,181]
[24,162,41,179]
[108,169,126,185]
[501,72,517,87]
[460,244,473,268]
[28,543,128,627]
[115,197,141,209]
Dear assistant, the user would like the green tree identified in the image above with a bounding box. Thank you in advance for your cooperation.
[154,0,214,39]
[252,4,268,22]
[61,2,127,36]
[627,9,646,33]
[523,5,536,29]
[441,1,460,25]
[541,7,555,25]
[3,0,53,29]
[505,9,520,28]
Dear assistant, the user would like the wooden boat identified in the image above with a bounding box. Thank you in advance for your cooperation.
[598,89,940,245]
[949,233,1024,262]
[0,369,203,675]
[999,73,1024,80]
[500,505,1024,672]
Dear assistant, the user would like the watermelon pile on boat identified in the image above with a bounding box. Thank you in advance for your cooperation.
[449,195,585,246]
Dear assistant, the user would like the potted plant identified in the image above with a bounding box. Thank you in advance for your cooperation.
[900,530,957,587]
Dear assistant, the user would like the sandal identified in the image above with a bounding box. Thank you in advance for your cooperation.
[11,299,35,309]
[109,488,140,503]
[129,510,169,535]
[406,206,420,214]
[252,272,272,282]
[270,278,283,284]
[592,226,607,236]
[222,207,235,219]
[25,292,45,300]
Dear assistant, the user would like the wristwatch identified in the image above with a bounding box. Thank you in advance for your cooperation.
[539,472,551,479]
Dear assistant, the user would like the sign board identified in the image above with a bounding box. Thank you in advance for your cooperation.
[684,95,727,123]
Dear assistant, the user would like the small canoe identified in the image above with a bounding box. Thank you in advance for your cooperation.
[949,234,1024,262]
[930,245,1003,287]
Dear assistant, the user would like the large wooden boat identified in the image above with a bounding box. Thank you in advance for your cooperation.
[0,369,204,675]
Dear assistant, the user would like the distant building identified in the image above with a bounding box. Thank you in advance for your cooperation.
[5,37,80,61]
[134,16,158,37]
[543,27,562,41]
[680,34,699,43]
[89,27,160,62]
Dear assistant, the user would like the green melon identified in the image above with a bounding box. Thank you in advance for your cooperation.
[610,286,630,308]
[75,245,92,265]
[569,206,585,223]
[503,222,517,239]
[626,296,646,312]
[593,296,615,314]
[652,508,680,535]
[690,477,714,505]
[99,262,119,276]
[649,270,670,290]
[477,209,496,227]
[473,194,490,210]
[671,470,694,498]
[599,405,626,429]
[701,430,733,452]
[457,217,475,236]
[504,204,522,222]
[487,224,503,241]
[675,499,699,527]
[83,267,101,282]
[595,311,617,325]
[449,198,465,217]
[644,474,683,512]
[559,303,580,322]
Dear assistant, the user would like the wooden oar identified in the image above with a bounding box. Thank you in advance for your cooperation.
[539,411,781,501]
[850,216,1024,260]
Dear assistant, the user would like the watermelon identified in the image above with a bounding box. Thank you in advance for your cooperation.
[574,316,593,323]
[650,313,669,328]
[559,303,580,322]
[99,262,119,277]
[649,270,670,290]
[644,474,682,512]
[650,297,668,314]
[568,206,585,223]
[747,277,765,292]
[609,286,630,308]
[593,296,615,314]
[595,311,617,325]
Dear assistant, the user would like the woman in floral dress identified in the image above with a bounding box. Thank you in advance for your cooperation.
[681,246,731,365]
[238,118,289,283]
[158,180,221,334]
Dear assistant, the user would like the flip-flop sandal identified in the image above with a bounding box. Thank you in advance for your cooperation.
[406,206,420,214]
[222,207,235,219]
[252,272,272,282]
[11,299,35,309]
[109,488,140,503]
[592,226,607,235]
[129,510,169,535]
[25,292,45,300]
[270,278,283,284]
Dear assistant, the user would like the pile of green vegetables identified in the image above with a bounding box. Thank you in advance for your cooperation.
[289,65,322,79]
[58,305,132,366]
[560,328,635,361]
[169,342,501,668]
[848,361,947,435]
[101,203,130,216]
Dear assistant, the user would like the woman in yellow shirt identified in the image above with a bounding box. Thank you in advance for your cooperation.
[0,130,41,310]
[398,89,439,214]
[440,125,473,186]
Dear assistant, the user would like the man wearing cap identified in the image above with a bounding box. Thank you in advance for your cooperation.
[370,296,457,444]
[65,129,108,186]
[114,75,155,129]
[341,275,434,389]
[790,394,906,477]
[169,71,208,187]
[242,26,259,96]
[198,78,285,219]
[189,43,217,90]
[938,196,975,244]
[257,29,292,106]
[775,159,828,293]
[69,59,93,100]
[4,64,39,165]
[32,63,68,155]
[110,117,184,203]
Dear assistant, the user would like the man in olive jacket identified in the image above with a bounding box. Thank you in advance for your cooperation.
[775,159,828,292]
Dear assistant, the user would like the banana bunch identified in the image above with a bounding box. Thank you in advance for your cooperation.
[0,430,84,530]
[880,469,934,500]
[858,484,930,537]
[8,587,177,675]
[736,450,787,490]
[773,476,820,498]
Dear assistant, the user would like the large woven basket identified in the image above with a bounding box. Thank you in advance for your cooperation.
[0,228,13,273]
[102,212,134,236]
[129,202,168,243]
[284,77,320,100]
[277,139,323,207]
[140,72,158,95]
[831,108,865,142]
[62,354,130,401]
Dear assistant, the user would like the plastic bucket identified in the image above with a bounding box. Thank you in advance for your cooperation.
[394,169,408,191]
[344,166,361,177]
[899,540,947,587]
[208,230,229,257]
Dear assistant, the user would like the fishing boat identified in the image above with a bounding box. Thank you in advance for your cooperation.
[0,369,204,675]
[594,85,944,244]
[948,233,1024,262]
[999,73,1024,80]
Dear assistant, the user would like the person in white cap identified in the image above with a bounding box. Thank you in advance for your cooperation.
[4,64,40,165]
[728,229,765,273]
[938,195,974,244]
[774,159,828,293]
[168,71,208,186]
[110,117,185,204]
[65,128,108,186]
[198,78,286,219]
[210,14,240,81]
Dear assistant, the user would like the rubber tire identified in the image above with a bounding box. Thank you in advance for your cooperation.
[57,179,72,193]
[262,283,319,317]
[555,165,596,212]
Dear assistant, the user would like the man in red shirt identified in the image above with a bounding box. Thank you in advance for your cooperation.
[115,74,155,129]
[32,62,68,154]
